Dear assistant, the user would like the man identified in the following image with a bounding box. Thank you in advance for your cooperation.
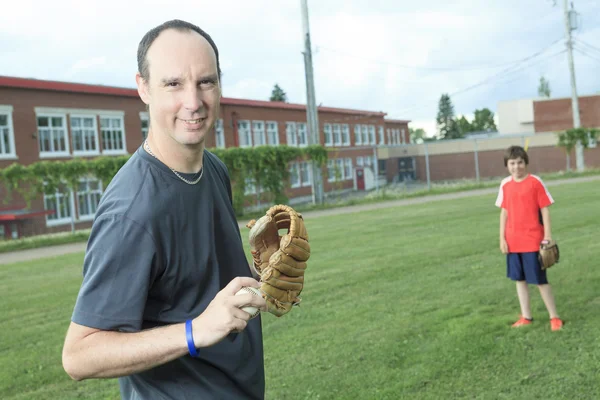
[62,19,267,399]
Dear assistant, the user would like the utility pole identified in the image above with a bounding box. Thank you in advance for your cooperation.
[300,0,324,204]
[563,0,585,171]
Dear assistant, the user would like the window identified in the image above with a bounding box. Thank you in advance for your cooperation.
[342,124,350,146]
[364,156,372,167]
[215,119,225,148]
[324,124,332,146]
[0,106,16,159]
[299,162,312,186]
[71,115,99,155]
[368,125,376,145]
[327,159,336,182]
[77,178,102,220]
[140,112,149,140]
[37,114,69,157]
[100,116,126,154]
[394,129,401,145]
[356,156,364,167]
[387,129,392,145]
[0,224,4,238]
[252,121,266,146]
[588,132,597,148]
[378,126,385,145]
[289,163,300,188]
[333,124,342,146]
[266,121,279,145]
[378,160,387,176]
[238,120,252,148]
[244,177,257,195]
[361,125,369,146]
[354,125,361,145]
[344,158,352,180]
[44,186,74,226]
[335,159,344,180]
[286,122,297,146]
[297,123,308,147]
[401,128,406,144]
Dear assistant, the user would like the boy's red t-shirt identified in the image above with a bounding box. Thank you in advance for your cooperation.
[495,174,554,253]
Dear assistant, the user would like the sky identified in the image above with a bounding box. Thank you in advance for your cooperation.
[1,0,599,137]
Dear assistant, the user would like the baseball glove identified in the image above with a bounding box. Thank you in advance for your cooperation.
[539,240,560,270]
[246,205,310,317]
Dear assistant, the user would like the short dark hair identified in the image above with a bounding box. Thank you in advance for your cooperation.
[137,19,222,83]
[504,145,529,166]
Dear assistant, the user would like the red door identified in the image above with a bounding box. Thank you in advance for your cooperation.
[356,168,365,191]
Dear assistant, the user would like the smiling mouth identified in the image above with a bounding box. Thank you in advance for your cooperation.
[180,118,206,124]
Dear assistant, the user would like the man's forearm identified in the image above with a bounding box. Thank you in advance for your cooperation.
[63,322,188,381]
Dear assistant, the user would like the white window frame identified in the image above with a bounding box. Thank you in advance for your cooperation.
[588,132,597,148]
[342,124,350,146]
[344,158,353,180]
[368,125,376,145]
[44,188,75,227]
[401,128,406,144]
[356,156,364,167]
[354,124,362,145]
[215,119,225,148]
[37,113,70,158]
[70,114,100,156]
[0,105,17,159]
[333,124,342,147]
[387,129,392,145]
[238,120,252,148]
[140,112,149,140]
[361,125,369,146]
[266,121,279,146]
[77,177,103,221]
[297,123,308,147]
[299,161,312,187]
[378,126,385,145]
[289,162,301,188]
[335,159,345,180]
[323,123,333,146]
[286,122,297,147]
[100,115,127,155]
[327,159,336,182]
[252,120,266,147]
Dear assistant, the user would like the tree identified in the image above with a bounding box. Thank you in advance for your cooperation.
[454,116,473,136]
[270,84,287,102]
[556,127,598,171]
[436,94,462,139]
[409,128,427,143]
[538,76,551,98]
[471,108,497,132]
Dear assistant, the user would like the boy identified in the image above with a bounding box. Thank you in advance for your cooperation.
[495,146,563,331]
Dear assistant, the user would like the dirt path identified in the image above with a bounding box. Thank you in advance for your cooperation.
[1,175,598,265]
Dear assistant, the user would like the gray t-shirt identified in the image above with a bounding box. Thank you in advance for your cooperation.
[71,146,264,399]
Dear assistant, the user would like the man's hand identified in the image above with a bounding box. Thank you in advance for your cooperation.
[192,277,267,348]
[500,239,509,254]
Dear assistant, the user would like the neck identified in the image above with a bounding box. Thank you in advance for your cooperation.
[146,130,204,173]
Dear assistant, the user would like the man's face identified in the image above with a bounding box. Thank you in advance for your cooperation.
[137,29,221,147]
[507,157,527,179]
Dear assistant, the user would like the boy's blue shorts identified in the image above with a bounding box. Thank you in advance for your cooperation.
[507,252,548,285]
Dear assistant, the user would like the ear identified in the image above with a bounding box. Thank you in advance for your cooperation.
[136,73,151,105]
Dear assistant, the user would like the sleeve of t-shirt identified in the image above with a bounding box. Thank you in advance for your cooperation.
[535,178,554,209]
[71,214,158,332]
[495,184,505,208]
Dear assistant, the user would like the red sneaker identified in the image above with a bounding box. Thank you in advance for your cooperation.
[512,316,533,327]
[550,318,564,331]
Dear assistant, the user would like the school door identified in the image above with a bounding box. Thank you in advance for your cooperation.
[355,167,365,191]
[398,157,416,182]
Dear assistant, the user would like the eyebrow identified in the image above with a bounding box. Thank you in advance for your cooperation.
[160,74,219,85]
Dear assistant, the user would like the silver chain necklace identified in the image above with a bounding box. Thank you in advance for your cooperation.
[144,140,203,185]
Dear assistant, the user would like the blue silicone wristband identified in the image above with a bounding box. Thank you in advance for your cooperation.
[185,319,199,358]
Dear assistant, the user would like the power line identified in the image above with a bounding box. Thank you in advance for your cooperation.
[574,38,600,56]
[315,37,564,72]
[393,48,566,116]
[573,46,600,63]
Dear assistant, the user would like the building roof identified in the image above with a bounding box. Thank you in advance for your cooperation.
[385,118,411,124]
[0,75,387,117]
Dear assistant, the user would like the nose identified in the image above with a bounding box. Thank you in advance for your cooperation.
[183,86,203,113]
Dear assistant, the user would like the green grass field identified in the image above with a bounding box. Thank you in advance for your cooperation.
[1,180,599,399]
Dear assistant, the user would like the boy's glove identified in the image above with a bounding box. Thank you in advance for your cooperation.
[539,240,559,270]
[246,205,310,317]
